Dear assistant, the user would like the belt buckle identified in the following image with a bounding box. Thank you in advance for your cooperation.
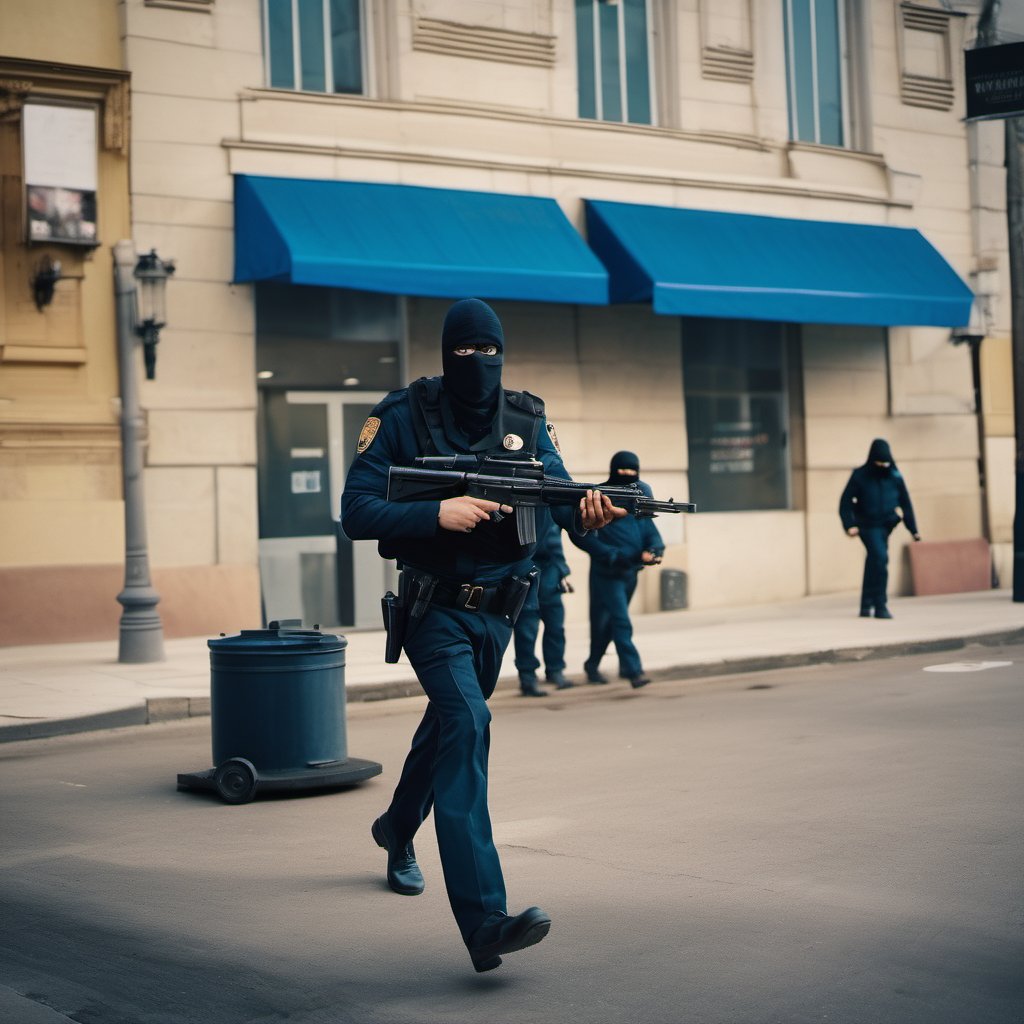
[460,584,484,612]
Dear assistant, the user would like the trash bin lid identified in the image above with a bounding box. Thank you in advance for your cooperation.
[208,620,347,653]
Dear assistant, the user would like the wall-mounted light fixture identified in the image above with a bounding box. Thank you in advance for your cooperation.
[133,249,175,380]
[32,255,63,311]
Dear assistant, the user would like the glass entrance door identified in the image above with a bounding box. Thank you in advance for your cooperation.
[257,390,394,628]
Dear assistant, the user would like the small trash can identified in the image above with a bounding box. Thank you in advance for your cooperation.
[660,569,688,611]
[177,620,381,804]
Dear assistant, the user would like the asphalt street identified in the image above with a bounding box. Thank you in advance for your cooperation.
[0,642,1021,1024]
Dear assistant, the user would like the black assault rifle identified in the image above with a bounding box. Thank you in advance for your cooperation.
[387,455,696,547]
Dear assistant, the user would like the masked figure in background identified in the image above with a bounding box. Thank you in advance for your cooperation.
[513,511,574,695]
[572,450,664,689]
[839,438,921,619]
[341,298,621,972]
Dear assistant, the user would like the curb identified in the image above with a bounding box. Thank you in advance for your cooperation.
[2,627,1021,745]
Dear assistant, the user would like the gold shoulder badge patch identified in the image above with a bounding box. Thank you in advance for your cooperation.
[356,416,381,455]
[546,421,562,454]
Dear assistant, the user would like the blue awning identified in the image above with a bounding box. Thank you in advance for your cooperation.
[234,175,608,305]
[585,200,973,327]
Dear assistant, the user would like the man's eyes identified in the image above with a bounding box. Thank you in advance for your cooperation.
[453,344,499,356]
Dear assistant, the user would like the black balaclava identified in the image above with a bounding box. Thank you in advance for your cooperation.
[440,298,505,439]
[866,438,895,476]
[604,450,641,487]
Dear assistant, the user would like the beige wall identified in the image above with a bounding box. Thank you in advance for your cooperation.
[16,0,993,638]
[0,2,134,641]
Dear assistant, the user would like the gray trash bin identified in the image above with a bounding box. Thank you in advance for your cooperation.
[660,569,688,611]
[177,620,381,804]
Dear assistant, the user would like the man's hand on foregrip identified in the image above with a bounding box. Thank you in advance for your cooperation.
[579,489,627,530]
[438,496,512,533]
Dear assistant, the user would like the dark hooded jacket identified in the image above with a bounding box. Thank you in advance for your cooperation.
[839,439,918,534]
[571,452,664,575]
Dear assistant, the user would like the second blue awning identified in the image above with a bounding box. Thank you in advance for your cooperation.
[234,175,608,305]
[585,199,973,327]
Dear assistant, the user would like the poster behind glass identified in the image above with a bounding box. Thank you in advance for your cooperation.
[23,104,99,246]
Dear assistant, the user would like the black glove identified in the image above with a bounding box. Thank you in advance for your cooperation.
[559,577,574,594]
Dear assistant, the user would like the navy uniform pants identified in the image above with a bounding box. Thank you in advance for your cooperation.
[385,603,512,944]
[858,525,893,611]
[512,563,566,677]
[584,566,642,680]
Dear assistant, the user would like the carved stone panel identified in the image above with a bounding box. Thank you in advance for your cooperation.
[699,0,754,84]
[412,16,556,68]
[898,3,957,111]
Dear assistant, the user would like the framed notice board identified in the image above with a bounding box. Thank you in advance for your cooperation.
[22,103,99,245]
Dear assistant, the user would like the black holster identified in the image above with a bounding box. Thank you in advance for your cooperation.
[382,569,438,663]
[381,590,404,664]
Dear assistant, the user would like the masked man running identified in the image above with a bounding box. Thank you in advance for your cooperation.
[342,298,621,972]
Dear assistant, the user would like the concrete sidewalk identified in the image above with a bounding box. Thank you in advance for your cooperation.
[1,589,1021,743]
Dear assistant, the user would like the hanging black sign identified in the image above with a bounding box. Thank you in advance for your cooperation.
[965,41,1024,121]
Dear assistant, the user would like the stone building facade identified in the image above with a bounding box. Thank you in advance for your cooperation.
[0,0,1015,644]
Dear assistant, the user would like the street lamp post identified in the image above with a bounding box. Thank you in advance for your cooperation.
[113,240,174,663]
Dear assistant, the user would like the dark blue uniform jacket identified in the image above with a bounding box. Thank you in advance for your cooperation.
[341,388,579,584]
[532,514,570,576]
[572,481,664,576]
[839,466,918,535]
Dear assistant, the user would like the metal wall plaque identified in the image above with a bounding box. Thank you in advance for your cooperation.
[965,41,1024,121]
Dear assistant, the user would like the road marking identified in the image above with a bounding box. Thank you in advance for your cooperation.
[923,661,1013,674]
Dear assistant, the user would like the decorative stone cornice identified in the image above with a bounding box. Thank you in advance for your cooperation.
[0,79,33,123]
[0,57,130,152]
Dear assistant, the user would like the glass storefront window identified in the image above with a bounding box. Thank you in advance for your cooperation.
[255,283,401,391]
[682,318,791,512]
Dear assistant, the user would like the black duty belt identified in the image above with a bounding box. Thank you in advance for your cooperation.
[401,568,536,624]
[431,579,508,614]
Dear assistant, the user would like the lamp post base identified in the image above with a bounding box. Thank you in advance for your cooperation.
[117,587,165,663]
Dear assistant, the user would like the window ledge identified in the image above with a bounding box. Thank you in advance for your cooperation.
[240,87,773,153]
[785,143,890,197]
[0,345,88,365]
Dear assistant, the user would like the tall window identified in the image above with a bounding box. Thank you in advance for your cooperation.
[682,319,791,513]
[783,0,846,146]
[264,0,365,95]
[575,0,653,125]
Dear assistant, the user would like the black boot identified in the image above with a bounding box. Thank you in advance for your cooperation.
[518,672,548,697]
[545,670,573,690]
[371,814,424,896]
[467,906,552,973]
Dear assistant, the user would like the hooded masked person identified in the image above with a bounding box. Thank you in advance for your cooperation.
[839,438,921,618]
[341,298,623,973]
[570,450,665,688]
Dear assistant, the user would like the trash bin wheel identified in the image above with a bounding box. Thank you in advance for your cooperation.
[214,757,258,804]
